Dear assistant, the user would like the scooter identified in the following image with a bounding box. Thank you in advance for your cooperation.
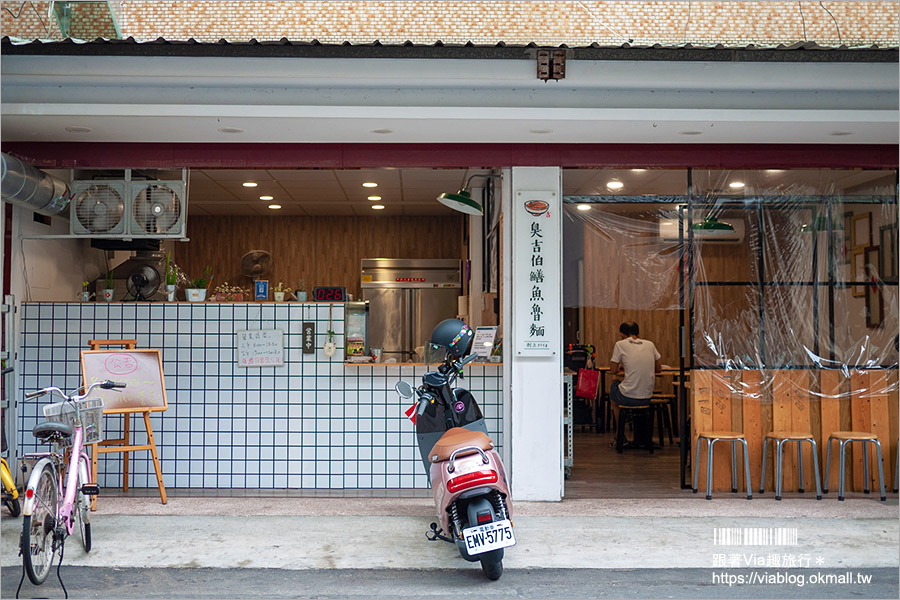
[395,319,514,580]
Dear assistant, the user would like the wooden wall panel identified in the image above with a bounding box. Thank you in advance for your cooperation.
[691,370,713,493]
[771,371,796,490]
[791,371,814,492]
[868,371,891,493]
[711,371,735,491]
[849,371,871,492]
[889,371,899,493]
[172,215,464,300]
[740,370,763,492]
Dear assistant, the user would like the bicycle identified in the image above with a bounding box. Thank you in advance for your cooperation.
[18,379,124,586]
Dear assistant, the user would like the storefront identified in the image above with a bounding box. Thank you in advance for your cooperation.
[2,37,897,501]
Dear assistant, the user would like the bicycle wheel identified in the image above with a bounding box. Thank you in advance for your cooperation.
[4,496,21,517]
[22,464,59,585]
[75,454,92,552]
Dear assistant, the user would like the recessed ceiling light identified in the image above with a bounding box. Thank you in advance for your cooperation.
[371,204,385,210]
[367,195,382,201]
[259,195,274,201]
[576,204,592,211]
[606,180,624,190]
[765,169,785,174]
[679,130,703,136]
[830,131,852,136]
[65,126,92,133]
[371,129,393,134]
[631,168,647,173]
[217,127,244,134]
[728,181,746,189]
[530,128,553,134]
[362,182,378,188]
[242,182,258,188]
[268,204,282,210]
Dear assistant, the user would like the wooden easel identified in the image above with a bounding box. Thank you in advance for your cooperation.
[86,339,167,508]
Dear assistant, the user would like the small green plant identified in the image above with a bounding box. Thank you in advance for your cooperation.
[295,278,306,293]
[104,270,114,289]
[273,282,292,293]
[192,265,212,289]
[165,253,177,286]
[82,280,91,292]
[326,329,336,342]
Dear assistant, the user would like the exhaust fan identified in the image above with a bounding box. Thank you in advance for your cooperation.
[70,181,127,235]
[130,181,186,236]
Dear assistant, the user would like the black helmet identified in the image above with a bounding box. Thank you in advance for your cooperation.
[429,318,474,358]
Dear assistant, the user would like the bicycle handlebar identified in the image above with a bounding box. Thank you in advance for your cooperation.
[25,379,126,401]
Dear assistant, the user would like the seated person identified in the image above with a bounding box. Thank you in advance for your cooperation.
[609,321,661,427]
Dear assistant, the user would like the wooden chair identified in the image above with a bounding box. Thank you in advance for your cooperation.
[760,431,822,500]
[693,431,752,500]
[823,431,886,501]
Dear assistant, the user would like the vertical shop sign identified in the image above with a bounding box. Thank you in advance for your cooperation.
[514,191,559,356]
[302,321,316,354]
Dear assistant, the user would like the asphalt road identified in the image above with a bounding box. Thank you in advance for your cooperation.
[5,567,899,599]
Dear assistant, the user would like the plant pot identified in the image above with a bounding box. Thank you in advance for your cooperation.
[166,284,176,302]
[273,291,285,302]
[186,288,207,302]
[295,291,307,302]
[102,288,115,302]
[80,291,94,302]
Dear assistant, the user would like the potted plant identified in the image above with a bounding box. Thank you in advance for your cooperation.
[102,270,115,301]
[272,282,292,302]
[211,282,247,302]
[81,280,94,302]
[186,266,211,302]
[165,253,177,301]
[323,328,337,357]
[294,279,307,302]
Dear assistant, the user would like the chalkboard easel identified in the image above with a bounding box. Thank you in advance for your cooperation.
[82,340,168,507]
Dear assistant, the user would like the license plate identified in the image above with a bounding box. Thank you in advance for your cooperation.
[463,519,516,555]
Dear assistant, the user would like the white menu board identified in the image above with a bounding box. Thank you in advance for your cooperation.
[513,190,560,356]
[236,329,284,367]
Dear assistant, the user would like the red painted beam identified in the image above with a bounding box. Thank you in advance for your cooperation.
[3,142,897,170]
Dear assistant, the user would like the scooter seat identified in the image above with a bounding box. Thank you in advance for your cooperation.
[429,427,494,463]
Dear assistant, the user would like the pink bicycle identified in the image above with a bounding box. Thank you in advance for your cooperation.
[19,379,123,586]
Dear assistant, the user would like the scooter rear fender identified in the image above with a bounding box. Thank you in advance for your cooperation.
[431,448,510,534]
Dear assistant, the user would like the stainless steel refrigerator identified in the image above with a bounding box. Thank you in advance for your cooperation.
[361,258,462,362]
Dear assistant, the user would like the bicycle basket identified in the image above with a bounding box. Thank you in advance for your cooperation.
[43,397,105,444]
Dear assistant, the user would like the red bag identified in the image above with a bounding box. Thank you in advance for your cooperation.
[575,368,600,399]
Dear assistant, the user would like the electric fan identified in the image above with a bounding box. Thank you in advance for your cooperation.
[131,183,184,236]
[240,250,272,280]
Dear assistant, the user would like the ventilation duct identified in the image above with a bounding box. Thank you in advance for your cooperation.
[1,153,71,216]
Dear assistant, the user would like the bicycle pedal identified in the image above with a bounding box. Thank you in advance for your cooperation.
[81,484,100,496]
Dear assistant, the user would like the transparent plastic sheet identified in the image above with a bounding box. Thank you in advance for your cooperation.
[563,168,898,403]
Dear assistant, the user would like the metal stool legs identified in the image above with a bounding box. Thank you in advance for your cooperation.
[824,436,886,501]
[693,435,752,500]
[760,436,822,500]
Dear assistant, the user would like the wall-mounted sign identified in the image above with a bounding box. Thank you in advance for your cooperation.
[302,322,316,354]
[255,280,269,300]
[513,190,559,356]
[237,329,284,367]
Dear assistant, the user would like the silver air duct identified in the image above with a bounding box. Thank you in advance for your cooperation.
[1,152,71,216]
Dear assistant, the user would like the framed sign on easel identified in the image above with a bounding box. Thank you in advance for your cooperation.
[81,340,168,507]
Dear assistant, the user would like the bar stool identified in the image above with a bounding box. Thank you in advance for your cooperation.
[894,441,898,494]
[650,393,675,446]
[823,432,886,501]
[693,431,752,500]
[759,431,822,500]
[615,404,653,453]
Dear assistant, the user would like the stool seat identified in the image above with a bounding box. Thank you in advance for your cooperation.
[698,431,744,440]
[616,405,653,453]
[766,431,814,440]
[829,431,877,441]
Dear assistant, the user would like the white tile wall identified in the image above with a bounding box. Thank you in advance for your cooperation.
[16,302,503,489]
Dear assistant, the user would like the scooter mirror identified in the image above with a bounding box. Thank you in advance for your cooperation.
[394,381,415,399]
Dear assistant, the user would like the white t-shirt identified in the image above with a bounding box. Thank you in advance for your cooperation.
[611,337,661,400]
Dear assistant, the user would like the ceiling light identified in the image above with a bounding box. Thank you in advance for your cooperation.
[362,182,378,188]
[679,130,703,136]
[606,180,624,190]
[371,204,385,210]
[217,127,244,134]
[242,182,258,188]
[268,204,281,210]
[728,181,746,189]
[436,174,499,216]
[631,169,647,173]
[576,204,592,211]
[830,131,852,136]
[259,195,274,201]
[530,128,553,134]
[367,195,382,201]
[371,129,393,134]
[65,126,92,133]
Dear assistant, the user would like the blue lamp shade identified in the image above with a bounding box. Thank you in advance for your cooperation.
[436,189,484,216]
[692,216,735,234]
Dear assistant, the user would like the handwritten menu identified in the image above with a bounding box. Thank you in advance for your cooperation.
[236,329,284,367]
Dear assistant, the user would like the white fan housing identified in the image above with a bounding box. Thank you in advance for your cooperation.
[70,181,128,235]
[129,180,186,237]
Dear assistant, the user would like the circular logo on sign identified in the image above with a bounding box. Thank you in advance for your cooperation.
[524,200,549,216]
[105,354,138,375]
[454,400,466,413]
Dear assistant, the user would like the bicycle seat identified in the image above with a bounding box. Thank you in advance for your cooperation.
[32,421,73,441]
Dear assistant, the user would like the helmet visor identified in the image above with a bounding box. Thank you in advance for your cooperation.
[423,342,451,366]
